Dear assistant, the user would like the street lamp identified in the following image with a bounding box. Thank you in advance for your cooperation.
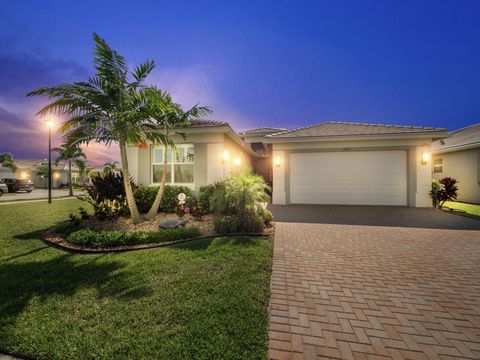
[45,118,54,204]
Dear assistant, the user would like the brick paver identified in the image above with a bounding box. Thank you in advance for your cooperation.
[268,206,480,359]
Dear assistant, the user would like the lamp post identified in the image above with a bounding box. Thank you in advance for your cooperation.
[46,119,53,204]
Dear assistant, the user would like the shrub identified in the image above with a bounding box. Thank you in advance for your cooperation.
[78,207,90,220]
[210,170,270,215]
[214,211,264,234]
[93,197,129,220]
[430,177,459,209]
[134,185,195,213]
[79,172,132,219]
[66,227,201,248]
[133,186,157,213]
[238,211,264,233]
[257,207,273,225]
[430,180,441,208]
[87,172,127,202]
[198,183,222,214]
[214,216,239,234]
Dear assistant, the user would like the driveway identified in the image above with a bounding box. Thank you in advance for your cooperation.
[268,205,480,359]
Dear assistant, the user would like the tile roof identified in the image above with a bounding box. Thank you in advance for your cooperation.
[267,121,447,138]
[177,119,228,128]
[239,127,287,135]
[432,123,480,152]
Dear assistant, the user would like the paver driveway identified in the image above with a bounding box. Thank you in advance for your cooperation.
[268,205,480,360]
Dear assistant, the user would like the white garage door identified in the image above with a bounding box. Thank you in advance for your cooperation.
[290,151,407,206]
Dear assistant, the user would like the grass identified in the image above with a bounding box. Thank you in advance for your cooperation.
[444,201,480,217]
[0,199,272,360]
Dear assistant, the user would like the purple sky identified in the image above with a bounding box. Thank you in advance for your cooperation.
[1,0,479,164]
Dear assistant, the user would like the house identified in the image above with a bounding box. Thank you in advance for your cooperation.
[0,159,82,189]
[128,120,448,208]
[127,120,257,189]
[432,123,480,204]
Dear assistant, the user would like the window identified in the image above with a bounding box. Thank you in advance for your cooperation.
[152,144,194,184]
[433,158,443,173]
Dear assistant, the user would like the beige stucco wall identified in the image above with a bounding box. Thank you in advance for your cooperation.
[222,134,252,176]
[271,139,434,207]
[433,148,480,203]
[127,132,253,192]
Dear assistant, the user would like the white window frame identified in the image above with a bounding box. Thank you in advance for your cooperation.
[433,158,443,173]
[151,144,195,185]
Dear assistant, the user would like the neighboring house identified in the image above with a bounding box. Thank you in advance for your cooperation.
[129,120,448,208]
[432,123,480,204]
[0,159,82,189]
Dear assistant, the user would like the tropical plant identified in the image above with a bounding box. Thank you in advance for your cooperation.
[78,172,131,219]
[0,152,17,173]
[103,161,119,175]
[35,164,49,188]
[28,33,166,224]
[140,86,211,220]
[430,180,442,208]
[52,144,86,196]
[431,177,459,209]
[210,170,271,215]
[75,159,87,179]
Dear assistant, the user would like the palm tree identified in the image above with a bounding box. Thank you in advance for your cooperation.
[103,161,119,175]
[27,33,164,224]
[141,87,211,220]
[52,144,86,196]
[0,152,17,173]
[75,159,88,181]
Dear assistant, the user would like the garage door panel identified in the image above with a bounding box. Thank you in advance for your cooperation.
[290,151,407,206]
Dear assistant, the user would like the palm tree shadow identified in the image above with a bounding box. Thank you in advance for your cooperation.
[0,254,151,325]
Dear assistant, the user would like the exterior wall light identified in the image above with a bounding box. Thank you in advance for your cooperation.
[421,151,430,165]
[274,156,282,168]
[54,172,60,179]
[222,150,230,162]
[234,156,241,167]
[20,172,27,179]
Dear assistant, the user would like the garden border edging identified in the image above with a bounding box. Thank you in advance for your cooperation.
[42,231,271,254]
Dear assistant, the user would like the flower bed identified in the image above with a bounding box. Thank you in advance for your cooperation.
[67,227,201,248]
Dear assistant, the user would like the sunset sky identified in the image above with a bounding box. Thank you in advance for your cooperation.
[1,0,479,164]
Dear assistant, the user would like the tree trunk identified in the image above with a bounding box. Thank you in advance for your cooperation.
[68,160,73,197]
[119,142,141,224]
[146,146,169,220]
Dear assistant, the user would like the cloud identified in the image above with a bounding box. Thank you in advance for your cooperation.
[148,66,257,131]
[0,43,256,165]
[0,40,91,160]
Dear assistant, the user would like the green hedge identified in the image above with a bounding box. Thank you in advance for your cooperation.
[134,185,196,213]
[67,227,201,248]
[214,212,264,234]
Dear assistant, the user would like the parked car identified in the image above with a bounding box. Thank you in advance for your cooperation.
[1,178,35,193]
[0,180,8,196]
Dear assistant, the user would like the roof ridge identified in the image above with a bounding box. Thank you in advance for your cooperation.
[267,121,448,137]
[449,122,480,135]
[323,121,437,130]
[239,127,287,134]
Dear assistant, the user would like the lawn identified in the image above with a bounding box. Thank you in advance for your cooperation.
[0,199,272,360]
[444,201,480,217]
